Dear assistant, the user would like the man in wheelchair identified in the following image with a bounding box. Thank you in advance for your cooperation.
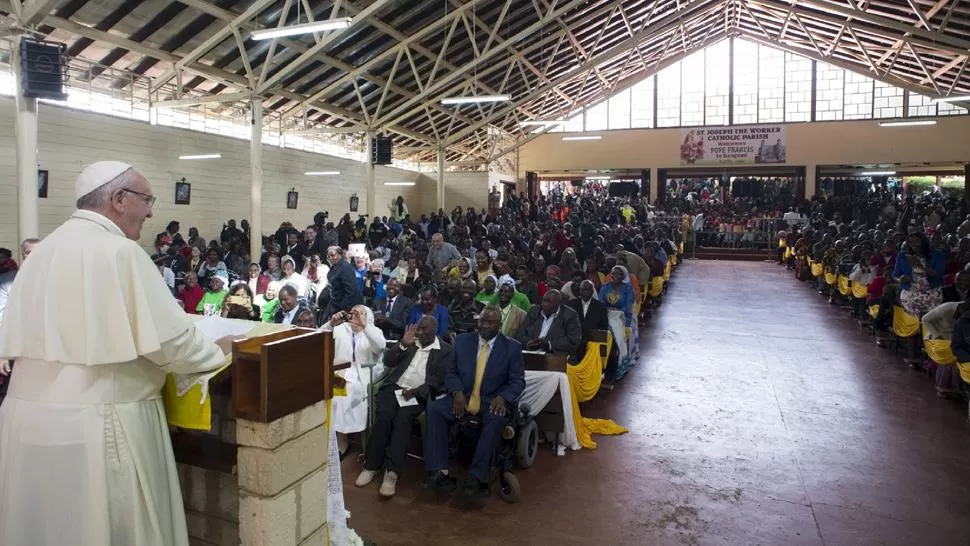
[423,306,526,498]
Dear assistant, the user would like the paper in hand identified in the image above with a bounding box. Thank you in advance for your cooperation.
[395,389,419,407]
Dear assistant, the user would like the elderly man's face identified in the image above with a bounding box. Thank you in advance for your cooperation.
[116,170,154,241]
[431,234,443,248]
[416,318,437,346]
[478,310,501,340]
[579,282,595,301]
[541,291,560,317]
[279,291,297,312]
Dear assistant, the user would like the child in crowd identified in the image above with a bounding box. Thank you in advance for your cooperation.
[196,274,228,316]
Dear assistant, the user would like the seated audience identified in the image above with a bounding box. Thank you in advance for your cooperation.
[177,272,204,314]
[407,286,450,338]
[497,282,527,337]
[280,255,310,298]
[372,278,412,340]
[514,289,582,355]
[423,307,525,497]
[246,262,270,295]
[273,285,310,325]
[221,283,260,321]
[567,280,610,360]
[197,274,228,316]
[356,317,452,497]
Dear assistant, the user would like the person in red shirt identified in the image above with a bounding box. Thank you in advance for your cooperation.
[177,272,205,314]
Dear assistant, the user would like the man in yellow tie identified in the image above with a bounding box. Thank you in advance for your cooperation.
[423,306,525,497]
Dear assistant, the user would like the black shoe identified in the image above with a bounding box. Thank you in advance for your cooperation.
[423,471,457,492]
[463,475,489,498]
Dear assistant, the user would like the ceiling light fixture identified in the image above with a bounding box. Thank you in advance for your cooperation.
[930,95,970,103]
[562,135,602,141]
[304,170,341,176]
[878,120,937,127]
[440,95,511,105]
[384,181,416,186]
[179,153,222,160]
[860,171,896,176]
[585,175,612,180]
[251,18,353,40]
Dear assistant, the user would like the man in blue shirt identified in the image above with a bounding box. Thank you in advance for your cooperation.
[406,286,450,338]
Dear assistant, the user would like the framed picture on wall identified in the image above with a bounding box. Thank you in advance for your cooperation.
[37,169,48,199]
[175,181,191,205]
[287,190,299,209]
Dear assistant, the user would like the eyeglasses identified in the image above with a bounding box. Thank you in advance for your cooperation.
[122,188,156,207]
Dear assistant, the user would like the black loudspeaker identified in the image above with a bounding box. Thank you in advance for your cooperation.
[19,39,67,101]
[370,135,393,165]
[607,182,638,199]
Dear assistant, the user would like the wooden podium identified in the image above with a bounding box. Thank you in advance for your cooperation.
[174,327,347,546]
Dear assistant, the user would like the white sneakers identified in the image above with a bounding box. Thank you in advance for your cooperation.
[355,469,398,498]
[379,471,398,498]
[355,469,376,487]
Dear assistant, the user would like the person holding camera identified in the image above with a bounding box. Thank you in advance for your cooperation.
[362,259,387,305]
[220,283,260,321]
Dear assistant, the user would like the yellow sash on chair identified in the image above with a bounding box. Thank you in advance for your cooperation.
[851,282,868,299]
[648,276,664,297]
[924,340,956,366]
[567,334,612,403]
[824,270,837,285]
[678,242,684,255]
[869,304,880,320]
[784,247,793,260]
[663,261,671,282]
[892,305,920,338]
[837,275,850,296]
[957,362,970,384]
[811,262,824,277]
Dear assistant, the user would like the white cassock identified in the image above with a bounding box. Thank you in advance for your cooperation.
[322,307,385,434]
[0,210,226,546]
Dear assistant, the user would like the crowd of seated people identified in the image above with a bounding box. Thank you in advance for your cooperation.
[130,186,683,499]
[777,189,970,402]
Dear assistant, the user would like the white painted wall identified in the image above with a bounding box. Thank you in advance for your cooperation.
[0,97,436,253]
[443,172,489,212]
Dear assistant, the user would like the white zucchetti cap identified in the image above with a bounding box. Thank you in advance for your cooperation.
[75,161,133,201]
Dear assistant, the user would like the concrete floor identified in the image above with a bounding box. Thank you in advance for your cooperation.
[341,260,970,546]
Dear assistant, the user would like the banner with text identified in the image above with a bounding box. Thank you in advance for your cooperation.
[679,125,787,165]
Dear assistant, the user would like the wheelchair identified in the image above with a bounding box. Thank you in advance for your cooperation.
[447,397,538,503]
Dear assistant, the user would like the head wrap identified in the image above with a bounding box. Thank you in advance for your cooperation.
[75,161,133,200]
[546,265,561,279]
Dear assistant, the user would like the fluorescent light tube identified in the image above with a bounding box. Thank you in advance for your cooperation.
[860,171,896,176]
[930,95,970,103]
[562,135,602,141]
[585,176,612,180]
[179,153,222,160]
[251,18,353,40]
[878,120,937,127]
[384,182,415,186]
[440,95,510,105]
[304,171,341,176]
[519,120,564,127]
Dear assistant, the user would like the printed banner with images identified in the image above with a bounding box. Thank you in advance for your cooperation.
[679,125,787,165]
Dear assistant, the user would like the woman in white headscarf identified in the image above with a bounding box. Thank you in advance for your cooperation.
[280,254,309,298]
[322,304,386,454]
[598,265,638,380]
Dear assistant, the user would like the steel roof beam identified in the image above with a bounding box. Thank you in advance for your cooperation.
[16,0,58,26]
[442,1,729,147]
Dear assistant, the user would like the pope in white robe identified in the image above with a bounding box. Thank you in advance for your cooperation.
[0,162,238,546]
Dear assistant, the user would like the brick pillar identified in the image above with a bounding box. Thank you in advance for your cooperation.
[236,401,330,546]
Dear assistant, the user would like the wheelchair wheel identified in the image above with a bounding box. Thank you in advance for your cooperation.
[498,471,520,503]
[516,420,539,468]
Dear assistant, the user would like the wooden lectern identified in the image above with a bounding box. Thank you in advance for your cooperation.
[174,327,348,546]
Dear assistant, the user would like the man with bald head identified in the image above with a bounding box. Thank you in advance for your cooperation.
[0,162,241,545]
[424,306,525,498]
[356,316,451,498]
[515,289,582,355]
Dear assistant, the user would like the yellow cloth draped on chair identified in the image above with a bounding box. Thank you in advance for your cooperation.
[957,362,970,384]
[824,269,837,285]
[837,275,850,296]
[784,246,793,261]
[851,282,868,299]
[892,305,920,338]
[566,336,627,449]
[663,261,671,282]
[923,324,956,365]
[811,262,824,277]
[648,276,664,297]
[869,304,880,320]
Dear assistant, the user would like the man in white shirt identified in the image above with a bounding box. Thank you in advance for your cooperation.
[356,316,452,498]
[515,290,582,355]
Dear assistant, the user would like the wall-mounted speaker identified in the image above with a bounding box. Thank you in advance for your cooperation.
[19,39,67,101]
[370,135,393,165]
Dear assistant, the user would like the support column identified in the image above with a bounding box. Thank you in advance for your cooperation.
[437,147,446,211]
[649,167,658,204]
[14,39,39,244]
[805,164,817,200]
[249,99,263,263]
[366,131,376,218]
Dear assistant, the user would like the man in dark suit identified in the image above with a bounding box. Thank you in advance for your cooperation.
[372,278,413,340]
[323,246,363,317]
[424,306,525,497]
[566,280,610,360]
[355,316,451,498]
[515,289,582,355]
